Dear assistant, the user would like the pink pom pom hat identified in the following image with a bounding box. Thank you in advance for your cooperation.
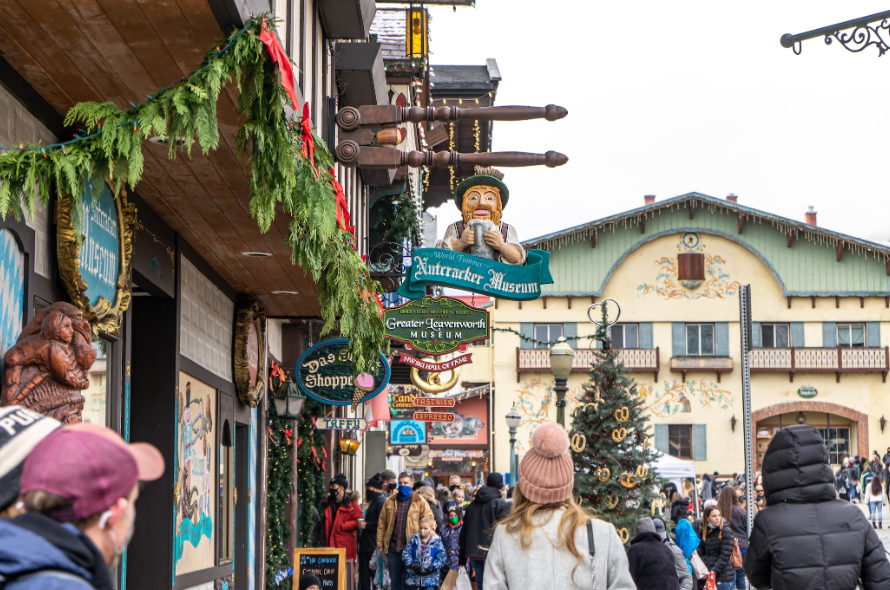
[518,421,574,504]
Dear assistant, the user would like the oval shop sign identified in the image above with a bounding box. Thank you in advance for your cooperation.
[296,339,390,406]
[80,181,120,306]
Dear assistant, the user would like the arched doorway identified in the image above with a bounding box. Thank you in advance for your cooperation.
[752,402,868,470]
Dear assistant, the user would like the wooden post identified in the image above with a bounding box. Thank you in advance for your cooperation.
[336,143,569,170]
[336,104,569,130]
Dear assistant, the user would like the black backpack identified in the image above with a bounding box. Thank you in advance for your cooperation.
[836,471,850,491]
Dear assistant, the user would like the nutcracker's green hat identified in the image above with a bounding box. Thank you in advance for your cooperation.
[453,166,509,210]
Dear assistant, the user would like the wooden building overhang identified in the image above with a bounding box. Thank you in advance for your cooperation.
[0,0,321,317]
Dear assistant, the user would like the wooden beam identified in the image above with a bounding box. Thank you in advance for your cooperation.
[886,296,889,308]
[641,213,646,234]
[689,201,695,219]
[836,296,840,309]
[567,296,572,309]
[886,257,890,276]
[787,297,792,309]
[811,296,816,309]
[591,296,597,304]
[787,231,793,248]
[837,241,844,261]
[591,227,597,248]
[738,213,745,234]
[518,301,522,310]
[542,296,547,309]
[861,297,865,308]
[494,299,498,309]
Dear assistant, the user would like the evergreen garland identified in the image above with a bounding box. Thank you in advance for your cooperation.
[295,396,327,548]
[0,15,385,373]
[570,303,665,535]
[266,373,295,590]
[370,193,421,246]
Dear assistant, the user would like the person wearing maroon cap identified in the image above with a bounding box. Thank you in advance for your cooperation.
[0,424,164,589]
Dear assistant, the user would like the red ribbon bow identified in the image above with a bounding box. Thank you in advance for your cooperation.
[259,21,299,111]
[301,102,317,175]
[329,167,354,236]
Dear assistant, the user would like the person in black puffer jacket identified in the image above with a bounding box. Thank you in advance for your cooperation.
[696,505,735,590]
[627,517,680,590]
[458,473,510,588]
[745,425,890,590]
[670,493,690,524]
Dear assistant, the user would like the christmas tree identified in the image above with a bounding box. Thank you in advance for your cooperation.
[570,302,664,540]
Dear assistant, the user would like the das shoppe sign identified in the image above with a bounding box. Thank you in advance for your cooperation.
[384,296,489,355]
[296,339,390,406]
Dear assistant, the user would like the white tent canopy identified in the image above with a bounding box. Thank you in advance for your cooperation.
[653,452,700,520]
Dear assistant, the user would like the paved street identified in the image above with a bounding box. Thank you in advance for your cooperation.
[854,503,890,556]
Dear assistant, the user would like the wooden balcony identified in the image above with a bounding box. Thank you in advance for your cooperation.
[749,347,889,382]
[516,347,659,381]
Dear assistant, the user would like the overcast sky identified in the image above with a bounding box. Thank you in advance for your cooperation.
[421,1,890,245]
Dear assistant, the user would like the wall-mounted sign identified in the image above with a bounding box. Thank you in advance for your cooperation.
[429,397,488,446]
[234,300,266,407]
[0,229,24,367]
[414,397,455,408]
[391,391,421,410]
[429,449,485,460]
[56,181,136,335]
[389,444,428,458]
[390,419,427,444]
[397,248,553,301]
[315,418,368,431]
[397,352,474,371]
[414,412,455,422]
[797,385,818,399]
[296,339,390,406]
[670,357,734,370]
[384,297,489,355]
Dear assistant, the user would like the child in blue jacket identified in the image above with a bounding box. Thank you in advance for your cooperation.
[402,517,446,590]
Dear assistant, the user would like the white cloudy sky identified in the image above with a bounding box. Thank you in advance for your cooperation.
[422,1,890,245]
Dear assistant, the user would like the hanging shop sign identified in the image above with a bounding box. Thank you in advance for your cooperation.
[410,360,460,394]
[315,417,368,431]
[797,385,818,399]
[414,412,455,422]
[390,419,427,444]
[296,339,390,406]
[429,449,485,461]
[428,396,488,446]
[234,300,266,407]
[384,297,489,355]
[391,391,422,410]
[414,397,455,408]
[397,352,473,371]
[397,248,553,301]
[56,181,136,336]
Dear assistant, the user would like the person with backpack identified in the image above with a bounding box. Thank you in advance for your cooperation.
[836,462,852,501]
[746,425,890,589]
[359,474,387,590]
[848,457,862,504]
[458,472,510,588]
[0,423,164,589]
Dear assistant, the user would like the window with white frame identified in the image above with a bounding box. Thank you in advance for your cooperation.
[534,324,563,349]
[837,324,865,348]
[762,324,789,348]
[686,324,714,356]
[610,324,639,348]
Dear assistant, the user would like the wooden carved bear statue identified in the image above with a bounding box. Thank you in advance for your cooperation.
[1,302,96,423]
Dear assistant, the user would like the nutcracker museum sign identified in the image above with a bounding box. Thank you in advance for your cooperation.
[384,297,489,355]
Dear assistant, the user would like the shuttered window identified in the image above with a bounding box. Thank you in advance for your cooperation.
[715,322,729,357]
[639,323,654,349]
[692,424,707,461]
[657,424,707,460]
[519,323,534,349]
[668,425,692,459]
[686,324,714,356]
[533,324,563,349]
[867,322,881,348]
[791,322,805,347]
[672,323,686,357]
[837,324,865,348]
[761,324,789,348]
[822,322,837,347]
[610,324,638,348]
[564,322,578,349]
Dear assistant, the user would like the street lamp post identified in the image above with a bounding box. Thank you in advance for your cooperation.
[550,337,575,427]
[505,404,521,486]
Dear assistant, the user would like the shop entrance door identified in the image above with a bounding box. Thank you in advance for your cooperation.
[235,423,249,590]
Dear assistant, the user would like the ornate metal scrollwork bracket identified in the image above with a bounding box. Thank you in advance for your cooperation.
[367,241,413,293]
[781,9,890,56]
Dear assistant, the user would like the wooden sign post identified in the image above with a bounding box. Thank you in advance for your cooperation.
[294,547,347,589]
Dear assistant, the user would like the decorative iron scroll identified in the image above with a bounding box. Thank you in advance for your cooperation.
[367,241,412,293]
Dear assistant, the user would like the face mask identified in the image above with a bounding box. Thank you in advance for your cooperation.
[449,484,459,492]
[366,489,382,502]
[419,529,430,539]
[398,485,413,500]
[387,483,398,492]
[103,506,135,565]
[448,516,460,525]
[329,488,340,499]
[707,523,717,530]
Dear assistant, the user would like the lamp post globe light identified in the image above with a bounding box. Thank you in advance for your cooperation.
[505,404,522,486]
[549,337,575,427]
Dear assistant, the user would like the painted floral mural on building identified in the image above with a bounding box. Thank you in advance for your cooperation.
[637,379,734,417]
[637,234,740,299]
[513,378,583,453]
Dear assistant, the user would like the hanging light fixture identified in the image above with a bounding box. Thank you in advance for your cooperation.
[730,415,737,432]
[339,431,361,457]
[796,411,806,424]
[272,380,306,419]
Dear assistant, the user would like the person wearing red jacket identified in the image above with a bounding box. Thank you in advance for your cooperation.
[321,473,364,583]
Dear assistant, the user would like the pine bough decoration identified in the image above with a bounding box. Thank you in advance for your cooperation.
[0,15,385,373]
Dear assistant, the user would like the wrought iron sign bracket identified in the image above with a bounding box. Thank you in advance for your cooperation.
[781,9,890,56]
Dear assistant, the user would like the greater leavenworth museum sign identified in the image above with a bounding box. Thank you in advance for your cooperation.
[296,339,390,406]
[384,297,489,355]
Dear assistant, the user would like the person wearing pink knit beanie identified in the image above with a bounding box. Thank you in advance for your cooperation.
[483,422,636,590]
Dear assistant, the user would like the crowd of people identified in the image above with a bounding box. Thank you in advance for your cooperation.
[0,403,888,590]
[321,422,890,590]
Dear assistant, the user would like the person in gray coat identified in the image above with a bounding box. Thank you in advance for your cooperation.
[654,517,693,590]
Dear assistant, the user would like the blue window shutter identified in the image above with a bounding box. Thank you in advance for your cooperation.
[672,323,686,357]
[564,322,578,349]
[822,322,837,348]
[692,424,707,461]
[715,322,730,357]
[655,424,669,455]
[752,322,761,348]
[867,322,881,348]
[639,323,654,349]
[791,323,805,348]
[519,323,534,349]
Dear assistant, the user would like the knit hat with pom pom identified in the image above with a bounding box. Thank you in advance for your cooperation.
[519,422,574,504]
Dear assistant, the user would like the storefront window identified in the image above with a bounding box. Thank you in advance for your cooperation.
[817,427,851,464]
[82,335,110,426]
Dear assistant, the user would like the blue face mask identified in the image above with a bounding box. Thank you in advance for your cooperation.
[398,484,413,500]
[707,523,717,530]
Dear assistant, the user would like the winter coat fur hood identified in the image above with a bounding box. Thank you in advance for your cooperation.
[745,425,890,590]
